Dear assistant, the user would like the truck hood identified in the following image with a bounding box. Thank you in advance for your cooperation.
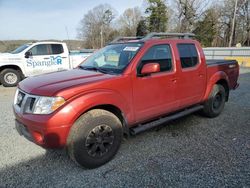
[0,52,12,56]
[0,53,23,62]
[18,69,114,97]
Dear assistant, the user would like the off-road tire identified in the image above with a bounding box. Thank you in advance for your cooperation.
[202,84,226,118]
[66,109,123,169]
[0,68,21,87]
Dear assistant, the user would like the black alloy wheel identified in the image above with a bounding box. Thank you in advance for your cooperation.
[85,125,114,158]
[202,84,226,118]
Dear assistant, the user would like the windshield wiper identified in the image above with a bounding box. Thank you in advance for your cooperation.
[79,66,113,75]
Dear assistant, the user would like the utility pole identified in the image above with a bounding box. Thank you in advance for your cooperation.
[246,0,250,46]
[100,25,103,48]
[229,0,238,47]
[65,26,71,50]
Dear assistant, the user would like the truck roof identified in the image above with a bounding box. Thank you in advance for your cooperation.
[28,41,66,45]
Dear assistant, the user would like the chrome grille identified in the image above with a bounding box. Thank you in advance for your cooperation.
[16,91,25,107]
[29,97,36,111]
[14,89,39,114]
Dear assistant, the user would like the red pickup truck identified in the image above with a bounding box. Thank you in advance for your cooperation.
[13,33,239,168]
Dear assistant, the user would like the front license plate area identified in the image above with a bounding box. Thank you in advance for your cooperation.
[15,120,33,142]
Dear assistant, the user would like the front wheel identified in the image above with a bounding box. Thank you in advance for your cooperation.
[66,109,123,169]
[202,84,226,118]
[0,68,21,87]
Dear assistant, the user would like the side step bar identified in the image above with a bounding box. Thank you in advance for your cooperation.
[130,105,203,135]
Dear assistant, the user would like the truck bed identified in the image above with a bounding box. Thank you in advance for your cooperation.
[206,59,237,66]
[206,59,239,90]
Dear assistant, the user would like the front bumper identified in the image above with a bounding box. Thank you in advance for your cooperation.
[14,116,71,148]
[13,89,79,148]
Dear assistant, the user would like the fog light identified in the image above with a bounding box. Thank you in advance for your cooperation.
[33,131,44,144]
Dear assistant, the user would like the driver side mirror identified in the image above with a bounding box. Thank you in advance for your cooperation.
[25,51,32,58]
[140,63,160,76]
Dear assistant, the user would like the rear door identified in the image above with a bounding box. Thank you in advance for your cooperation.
[175,43,206,108]
[132,44,179,122]
[50,44,69,71]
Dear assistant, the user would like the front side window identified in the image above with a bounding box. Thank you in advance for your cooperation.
[177,44,199,68]
[138,44,172,73]
[80,42,143,74]
[29,44,49,56]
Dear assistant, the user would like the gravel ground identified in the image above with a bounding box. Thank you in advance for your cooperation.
[0,69,249,188]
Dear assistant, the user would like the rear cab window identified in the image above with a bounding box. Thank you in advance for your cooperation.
[177,44,199,69]
[138,44,173,74]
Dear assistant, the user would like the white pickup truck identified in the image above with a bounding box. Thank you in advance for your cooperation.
[0,41,93,87]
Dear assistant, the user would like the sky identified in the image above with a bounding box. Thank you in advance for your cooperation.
[0,0,144,40]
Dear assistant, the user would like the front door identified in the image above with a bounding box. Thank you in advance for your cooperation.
[132,44,179,123]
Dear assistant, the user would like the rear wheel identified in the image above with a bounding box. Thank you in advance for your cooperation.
[202,84,226,118]
[67,109,123,169]
[0,68,21,87]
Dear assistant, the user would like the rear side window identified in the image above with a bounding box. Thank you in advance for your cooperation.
[51,44,64,54]
[177,44,199,68]
[138,44,172,73]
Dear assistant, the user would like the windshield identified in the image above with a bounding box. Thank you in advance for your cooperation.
[11,44,31,54]
[80,42,143,74]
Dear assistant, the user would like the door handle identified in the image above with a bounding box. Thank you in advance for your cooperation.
[43,57,50,60]
[171,78,177,83]
[62,57,67,59]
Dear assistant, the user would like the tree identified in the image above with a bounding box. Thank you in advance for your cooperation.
[136,19,148,36]
[77,4,116,49]
[237,0,250,46]
[190,0,250,47]
[76,0,249,48]
[193,7,220,47]
[177,0,196,32]
[117,7,142,36]
[174,0,210,32]
[145,0,169,32]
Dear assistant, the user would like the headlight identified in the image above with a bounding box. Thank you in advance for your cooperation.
[33,96,65,114]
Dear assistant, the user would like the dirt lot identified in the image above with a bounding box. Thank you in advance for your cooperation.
[0,69,249,187]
